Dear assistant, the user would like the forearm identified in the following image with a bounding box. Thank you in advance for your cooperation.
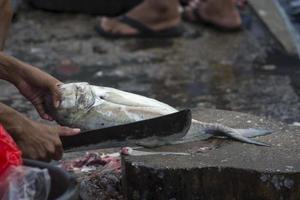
[0,51,30,84]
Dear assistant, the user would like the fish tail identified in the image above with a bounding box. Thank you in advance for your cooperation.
[233,128,272,138]
[190,120,271,147]
[224,129,271,147]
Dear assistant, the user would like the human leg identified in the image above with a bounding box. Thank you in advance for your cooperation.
[184,0,242,30]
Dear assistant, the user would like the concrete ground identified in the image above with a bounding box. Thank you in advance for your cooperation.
[1,3,300,125]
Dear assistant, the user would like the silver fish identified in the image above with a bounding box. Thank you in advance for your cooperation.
[46,82,271,147]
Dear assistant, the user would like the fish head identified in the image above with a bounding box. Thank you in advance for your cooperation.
[45,82,97,127]
[58,82,96,111]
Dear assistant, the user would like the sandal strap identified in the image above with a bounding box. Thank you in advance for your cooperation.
[118,15,155,34]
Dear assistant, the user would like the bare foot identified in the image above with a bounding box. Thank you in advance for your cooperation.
[98,0,181,36]
[184,0,242,30]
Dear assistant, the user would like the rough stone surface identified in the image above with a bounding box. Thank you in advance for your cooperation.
[122,108,300,200]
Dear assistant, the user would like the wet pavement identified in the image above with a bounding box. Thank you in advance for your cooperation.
[1,3,300,124]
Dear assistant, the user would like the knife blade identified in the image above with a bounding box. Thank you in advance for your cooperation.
[61,109,191,150]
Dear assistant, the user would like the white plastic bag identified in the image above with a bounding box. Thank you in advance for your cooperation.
[0,166,51,200]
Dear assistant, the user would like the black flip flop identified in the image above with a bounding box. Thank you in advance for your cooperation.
[95,15,184,39]
[182,9,242,32]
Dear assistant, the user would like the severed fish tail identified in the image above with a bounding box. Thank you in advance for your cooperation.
[185,120,272,146]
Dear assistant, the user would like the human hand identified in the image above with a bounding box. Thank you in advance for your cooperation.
[2,108,80,161]
[13,64,62,120]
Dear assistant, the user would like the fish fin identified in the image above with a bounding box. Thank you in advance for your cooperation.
[222,130,271,147]
[233,128,272,138]
[205,128,271,146]
[192,120,271,147]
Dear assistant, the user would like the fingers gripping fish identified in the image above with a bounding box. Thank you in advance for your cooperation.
[45,82,271,147]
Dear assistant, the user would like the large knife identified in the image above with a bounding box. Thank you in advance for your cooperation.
[61,109,191,151]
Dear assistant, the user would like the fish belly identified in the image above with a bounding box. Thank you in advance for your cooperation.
[72,100,178,130]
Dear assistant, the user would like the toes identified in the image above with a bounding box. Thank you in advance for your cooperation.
[99,16,139,35]
[100,17,114,32]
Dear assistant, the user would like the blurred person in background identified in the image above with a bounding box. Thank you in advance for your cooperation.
[96,0,244,38]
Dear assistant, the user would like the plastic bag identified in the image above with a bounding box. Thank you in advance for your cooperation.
[0,165,51,200]
[0,124,22,176]
[0,124,50,200]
